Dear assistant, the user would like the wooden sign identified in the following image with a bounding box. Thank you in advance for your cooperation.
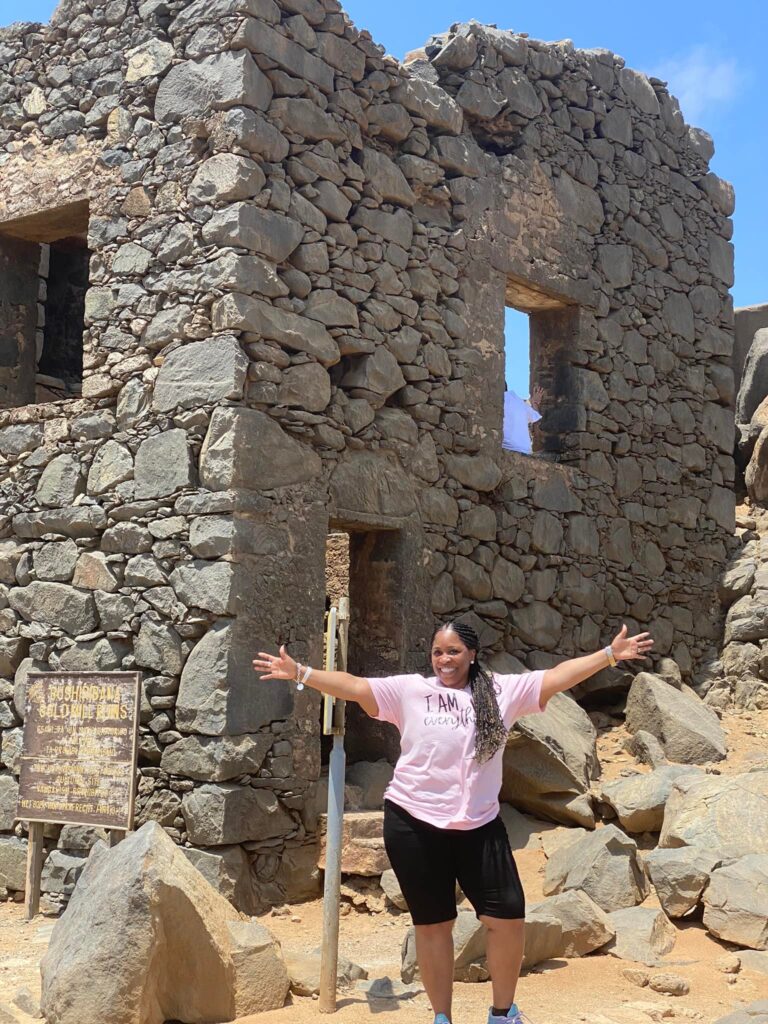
[17,672,141,830]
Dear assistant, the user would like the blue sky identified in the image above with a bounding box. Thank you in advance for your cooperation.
[4,1,765,395]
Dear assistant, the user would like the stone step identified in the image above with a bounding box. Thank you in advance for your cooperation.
[318,810,387,876]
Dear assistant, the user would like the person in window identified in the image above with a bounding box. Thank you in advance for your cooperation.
[253,620,652,1024]
[502,384,543,454]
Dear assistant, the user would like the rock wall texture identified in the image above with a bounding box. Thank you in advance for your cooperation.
[0,0,736,910]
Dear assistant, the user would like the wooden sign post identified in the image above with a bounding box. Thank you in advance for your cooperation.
[15,671,141,919]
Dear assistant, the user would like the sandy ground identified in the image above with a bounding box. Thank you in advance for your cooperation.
[2,708,768,1024]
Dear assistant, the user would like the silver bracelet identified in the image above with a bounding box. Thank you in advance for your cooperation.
[604,645,617,667]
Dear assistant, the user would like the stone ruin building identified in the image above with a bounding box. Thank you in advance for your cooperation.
[0,0,736,911]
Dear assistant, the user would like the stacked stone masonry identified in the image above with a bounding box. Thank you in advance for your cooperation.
[0,0,736,910]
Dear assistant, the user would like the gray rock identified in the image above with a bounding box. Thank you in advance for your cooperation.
[235,20,334,92]
[521,902,564,969]
[32,540,78,581]
[86,441,134,495]
[161,733,271,781]
[390,77,463,134]
[189,153,265,203]
[155,50,272,123]
[604,906,677,966]
[72,552,120,592]
[35,454,84,508]
[600,766,702,833]
[719,559,757,607]
[645,847,721,918]
[134,618,183,675]
[58,825,108,853]
[501,692,597,827]
[737,329,768,424]
[40,822,289,1024]
[456,79,507,120]
[532,889,615,957]
[55,638,130,673]
[182,844,255,913]
[0,423,43,457]
[498,66,543,118]
[200,406,322,491]
[210,106,289,162]
[212,294,338,366]
[277,363,331,411]
[659,771,768,858]
[625,672,727,763]
[41,850,86,895]
[380,867,407,910]
[152,337,247,412]
[9,582,97,635]
[341,347,405,401]
[202,203,303,262]
[182,783,295,845]
[170,560,234,615]
[543,824,649,912]
[724,595,768,644]
[361,148,416,206]
[14,507,107,540]
[0,835,27,891]
[703,855,768,949]
[134,430,196,499]
[189,516,235,558]
[0,729,22,774]
[101,523,153,555]
[270,97,345,143]
[443,454,501,493]
[0,773,18,831]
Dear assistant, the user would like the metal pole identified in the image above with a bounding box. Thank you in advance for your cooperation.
[319,598,349,1014]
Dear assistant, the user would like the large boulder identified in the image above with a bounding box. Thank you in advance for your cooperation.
[746,427,768,504]
[703,855,768,949]
[532,890,615,957]
[737,328,768,425]
[659,771,768,858]
[40,822,289,1024]
[624,673,727,763]
[543,824,649,912]
[645,847,722,918]
[604,906,677,966]
[500,692,599,827]
[600,766,702,833]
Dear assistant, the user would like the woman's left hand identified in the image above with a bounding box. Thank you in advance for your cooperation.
[611,624,654,662]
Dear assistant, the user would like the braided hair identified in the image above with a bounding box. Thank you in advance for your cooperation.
[431,621,508,764]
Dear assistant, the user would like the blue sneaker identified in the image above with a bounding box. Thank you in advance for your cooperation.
[487,1007,533,1024]
[435,1015,451,1024]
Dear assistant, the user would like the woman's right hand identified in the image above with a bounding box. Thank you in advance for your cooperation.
[252,644,297,681]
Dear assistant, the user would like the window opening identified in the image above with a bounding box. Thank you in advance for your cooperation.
[504,277,580,460]
[0,200,89,407]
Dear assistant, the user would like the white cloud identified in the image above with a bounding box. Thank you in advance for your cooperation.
[649,45,743,123]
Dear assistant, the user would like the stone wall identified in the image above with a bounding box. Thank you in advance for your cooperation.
[0,0,736,910]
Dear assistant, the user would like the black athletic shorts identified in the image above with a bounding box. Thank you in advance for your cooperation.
[382,799,526,925]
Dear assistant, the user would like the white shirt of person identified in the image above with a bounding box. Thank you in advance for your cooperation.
[502,390,542,454]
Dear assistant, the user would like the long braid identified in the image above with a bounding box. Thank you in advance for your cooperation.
[432,621,508,764]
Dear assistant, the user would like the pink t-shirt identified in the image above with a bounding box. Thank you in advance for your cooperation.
[367,671,545,830]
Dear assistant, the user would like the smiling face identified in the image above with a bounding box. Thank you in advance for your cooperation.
[431,628,475,689]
